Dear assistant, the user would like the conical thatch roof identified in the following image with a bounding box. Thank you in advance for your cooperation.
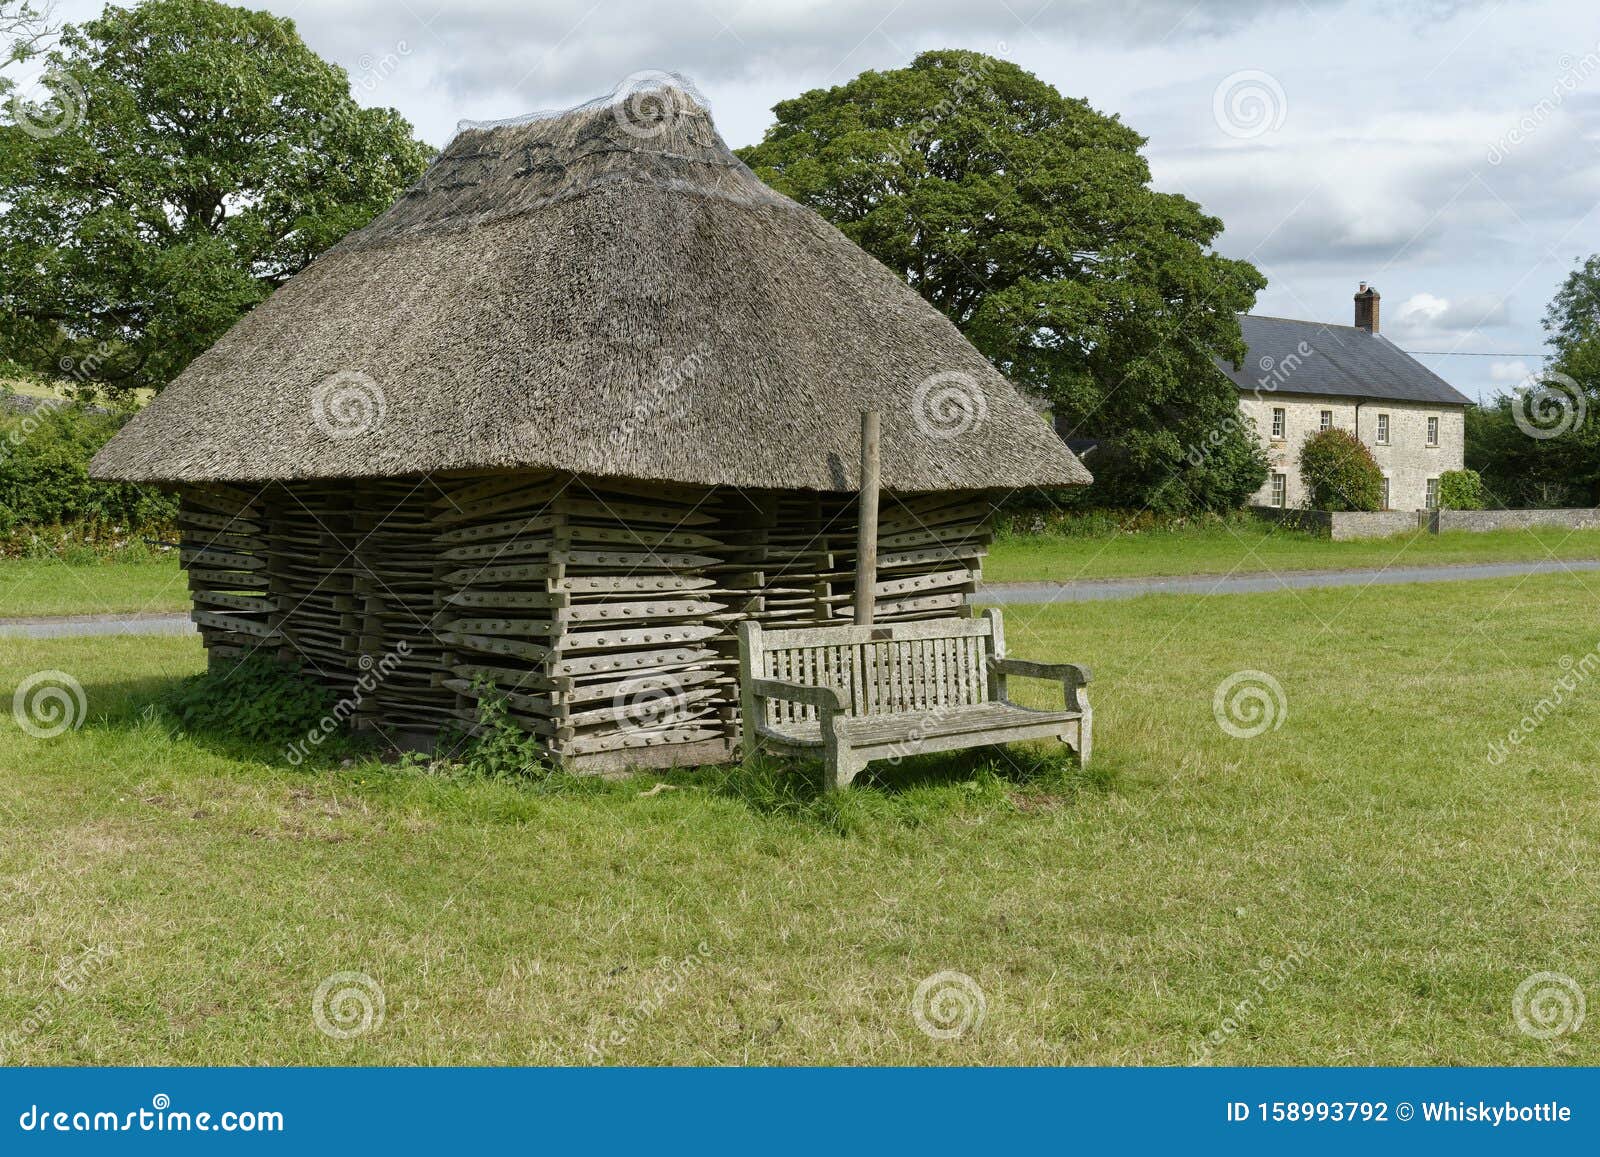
[91,82,1090,493]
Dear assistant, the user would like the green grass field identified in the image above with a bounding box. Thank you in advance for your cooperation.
[4,519,1599,619]
[3,573,1596,1065]
[984,521,1600,584]
[0,556,187,617]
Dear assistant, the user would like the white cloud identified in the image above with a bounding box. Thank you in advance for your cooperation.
[1386,293,1512,343]
[39,0,1597,400]
[1489,359,1532,383]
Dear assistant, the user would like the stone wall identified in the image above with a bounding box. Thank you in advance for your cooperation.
[1254,505,1600,540]
[1428,508,1600,533]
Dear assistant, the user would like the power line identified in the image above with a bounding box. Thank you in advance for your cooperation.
[1400,350,1546,357]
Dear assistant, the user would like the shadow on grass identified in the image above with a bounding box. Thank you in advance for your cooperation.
[75,675,1114,836]
[685,745,1116,836]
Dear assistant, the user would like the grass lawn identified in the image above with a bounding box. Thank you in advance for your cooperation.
[0,556,187,618]
[3,572,1597,1065]
[984,520,1600,584]
[6,520,1600,620]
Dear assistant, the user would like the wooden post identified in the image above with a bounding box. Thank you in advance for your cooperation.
[854,409,881,626]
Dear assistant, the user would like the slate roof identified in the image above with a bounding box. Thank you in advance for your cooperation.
[1218,315,1473,406]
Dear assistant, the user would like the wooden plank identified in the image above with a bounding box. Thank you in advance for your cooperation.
[441,563,553,586]
[564,599,724,622]
[554,498,716,527]
[442,617,558,637]
[434,514,562,544]
[554,646,719,678]
[190,609,281,639]
[192,591,279,613]
[551,549,719,570]
[559,575,716,594]
[560,623,723,651]
[444,590,567,610]
[449,663,565,693]
[178,511,263,534]
[439,538,554,562]
[180,548,265,571]
[436,632,552,662]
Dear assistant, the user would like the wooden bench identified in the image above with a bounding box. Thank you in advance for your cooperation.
[736,609,1090,789]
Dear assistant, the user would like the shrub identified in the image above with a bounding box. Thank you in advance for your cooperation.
[1297,428,1384,512]
[1437,468,1488,510]
[160,653,339,748]
[0,404,177,534]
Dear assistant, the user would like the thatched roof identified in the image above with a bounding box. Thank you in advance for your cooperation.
[91,83,1090,493]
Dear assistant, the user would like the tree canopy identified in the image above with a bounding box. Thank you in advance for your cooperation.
[0,0,432,397]
[737,50,1268,512]
[1466,255,1600,507]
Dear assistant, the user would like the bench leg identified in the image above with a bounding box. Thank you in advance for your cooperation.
[1060,717,1091,769]
[823,740,864,791]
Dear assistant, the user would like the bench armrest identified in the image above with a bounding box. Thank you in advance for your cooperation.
[749,678,846,713]
[992,658,1091,686]
[991,658,1091,712]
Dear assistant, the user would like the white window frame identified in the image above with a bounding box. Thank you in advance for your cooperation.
[1270,473,1287,508]
[1426,477,1440,510]
[1381,476,1390,511]
[1426,416,1439,446]
[1319,410,1333,432]
[1271,407,1286,439]
[1376,413,1390,445]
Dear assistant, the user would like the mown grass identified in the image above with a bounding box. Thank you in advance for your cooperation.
[7,519,1600,619]
[0,556,187,617]
[985,519,1600,584]
[3,573,1597,1065]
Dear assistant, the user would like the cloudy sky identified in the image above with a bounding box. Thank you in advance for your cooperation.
[45,0,1600,400]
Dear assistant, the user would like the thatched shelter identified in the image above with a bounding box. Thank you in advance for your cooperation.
[91,83,1089,771]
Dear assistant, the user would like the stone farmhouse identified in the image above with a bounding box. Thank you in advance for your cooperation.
[1221,285,1473,512]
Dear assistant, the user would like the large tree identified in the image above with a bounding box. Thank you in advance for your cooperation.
[737,50,1267,511]
[1466,256,1600,507]
[0,0,432,397]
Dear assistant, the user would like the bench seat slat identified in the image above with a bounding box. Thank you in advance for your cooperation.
[759,702,1083,749]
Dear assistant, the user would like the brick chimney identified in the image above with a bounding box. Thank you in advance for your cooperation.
[1354,282,1380,333]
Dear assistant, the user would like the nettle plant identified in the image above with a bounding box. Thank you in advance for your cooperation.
[160,653,337,747]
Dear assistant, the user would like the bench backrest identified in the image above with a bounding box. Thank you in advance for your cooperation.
[737,611,1004,725]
